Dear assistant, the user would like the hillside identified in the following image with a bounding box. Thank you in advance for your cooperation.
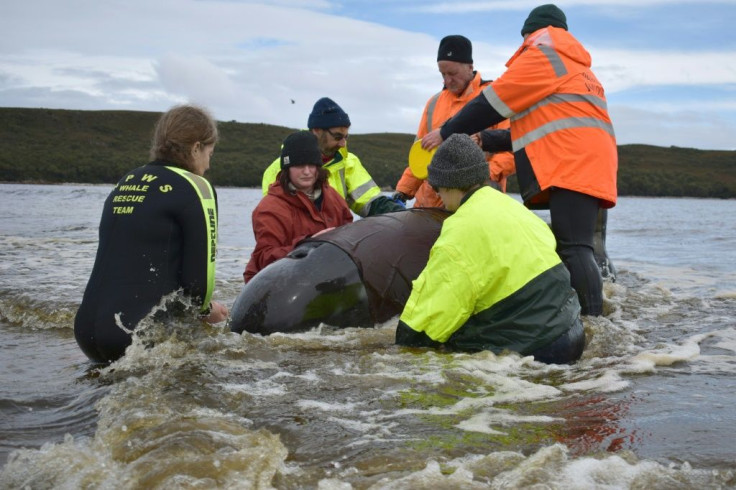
[1,107,734,198]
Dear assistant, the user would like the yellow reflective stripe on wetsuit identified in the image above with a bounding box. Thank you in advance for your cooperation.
[166,166,217,312]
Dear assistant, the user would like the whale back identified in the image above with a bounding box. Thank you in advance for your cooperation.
[304,208,450,323]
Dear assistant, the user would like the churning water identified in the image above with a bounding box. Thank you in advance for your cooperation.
[1,183,734,489]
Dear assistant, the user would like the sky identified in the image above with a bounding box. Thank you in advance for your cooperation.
[2,0,735,150]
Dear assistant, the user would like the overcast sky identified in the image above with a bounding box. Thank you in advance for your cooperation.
[2,0,734,150]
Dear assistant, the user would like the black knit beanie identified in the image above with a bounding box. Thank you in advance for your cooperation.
[437,35,473,64]
[307,97,351,129]
[280,131,322,170]
[428,134,489,189]
[521,4,568,36]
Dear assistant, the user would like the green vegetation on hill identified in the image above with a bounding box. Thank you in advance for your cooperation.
[1,107,734,198]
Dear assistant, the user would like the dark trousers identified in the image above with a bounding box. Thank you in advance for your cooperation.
[531,315,585,364]
[549,188,603,316]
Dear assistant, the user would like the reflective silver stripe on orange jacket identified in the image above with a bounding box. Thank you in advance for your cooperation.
[514,93,610,119]
[512,116,616,151]
[538,44,567,77]
[425,92,442,133]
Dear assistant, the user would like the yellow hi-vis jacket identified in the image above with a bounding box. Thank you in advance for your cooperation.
[261,145,382,217]
[397,186,580,354]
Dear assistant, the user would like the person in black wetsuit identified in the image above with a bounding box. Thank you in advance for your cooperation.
[74,105,228,363]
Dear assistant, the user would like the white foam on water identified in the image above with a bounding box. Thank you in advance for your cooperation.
[298,400,359,413]
[559,369,630,393]
[689,326,736,375]
[711,326,736,353]
[1,357,289,490]
[322,443,735,489]
[553,451,733,489]
[325,415,397,441]
[317,477,354,490]
[455,410,559,435]
[220,378,288,397]
[715,289,736,299]
[625,336,701,373]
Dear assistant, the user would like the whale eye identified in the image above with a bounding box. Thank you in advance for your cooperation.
[290,249,309,259]
[287,242,322,259]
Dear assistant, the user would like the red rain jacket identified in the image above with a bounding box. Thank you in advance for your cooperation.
[244,178,353,282]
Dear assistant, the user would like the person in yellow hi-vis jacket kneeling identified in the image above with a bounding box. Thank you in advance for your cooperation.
[395,134,584,364]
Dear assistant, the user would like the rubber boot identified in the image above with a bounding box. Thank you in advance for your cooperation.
[593,208,616,282]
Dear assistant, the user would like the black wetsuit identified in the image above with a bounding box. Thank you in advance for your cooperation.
[74,161,219,363]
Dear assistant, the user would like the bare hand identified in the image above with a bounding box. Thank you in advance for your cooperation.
[204,300,228,324]
[470,132,483,148]
[313,227,335,237]
[421,129,444,151]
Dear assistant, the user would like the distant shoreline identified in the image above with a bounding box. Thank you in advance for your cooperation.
[2,107,735,198]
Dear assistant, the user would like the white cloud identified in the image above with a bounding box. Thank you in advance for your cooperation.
[591,48,736,92]
[611,105,736,150]
[1,0,735,149]
[155,55,239,104]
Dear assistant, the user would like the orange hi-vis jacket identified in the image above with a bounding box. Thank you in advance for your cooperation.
[396,72,515,208]
[441,27,618,209]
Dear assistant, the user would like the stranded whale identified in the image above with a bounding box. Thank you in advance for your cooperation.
[229,205,615,335]
[229,208,450,335]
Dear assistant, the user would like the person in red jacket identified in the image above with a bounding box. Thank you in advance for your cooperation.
[421,4,618,317]
[244,131,353,283]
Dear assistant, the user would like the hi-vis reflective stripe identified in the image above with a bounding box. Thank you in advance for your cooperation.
[482,86,514,118]
[537,44,567,77]
[512,116,616,151]
[484,88,611,121]
[426,92,442,133]
[336,168,349,200]
[165,166,217,311]
[526,29,567,77]
[513,93,610,120]
[349,179,378,205]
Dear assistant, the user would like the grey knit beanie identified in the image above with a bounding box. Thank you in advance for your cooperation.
[427,134,489,189]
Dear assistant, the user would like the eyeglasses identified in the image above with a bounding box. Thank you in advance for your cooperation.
[324,129,349,141]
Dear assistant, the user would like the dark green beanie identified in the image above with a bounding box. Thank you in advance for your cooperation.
[521,4,567,36]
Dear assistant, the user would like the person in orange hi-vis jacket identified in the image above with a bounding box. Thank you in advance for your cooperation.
[422,5,618,317]
[393,35,514,208]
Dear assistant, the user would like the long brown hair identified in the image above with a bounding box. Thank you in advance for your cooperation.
[149,105,218,171]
